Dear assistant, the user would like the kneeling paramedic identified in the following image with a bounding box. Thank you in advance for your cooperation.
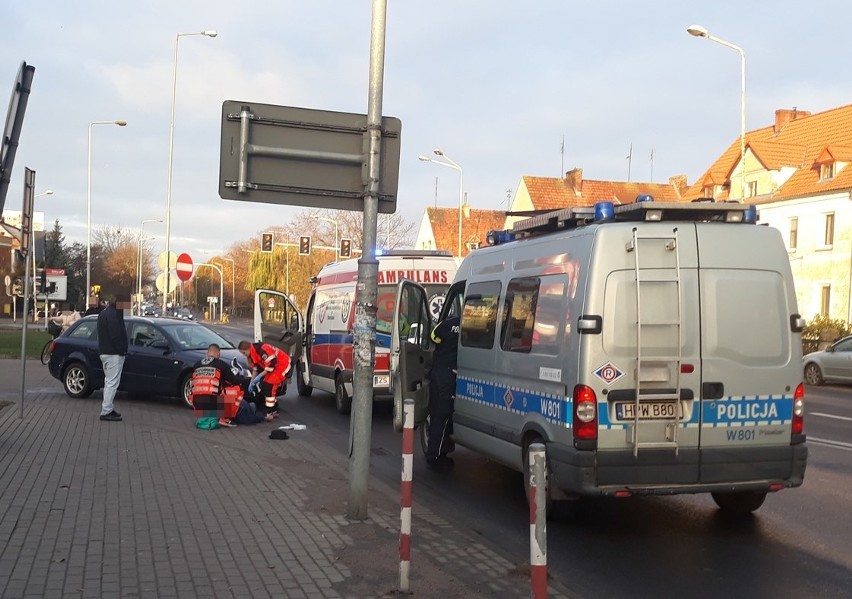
[425,315,460,469]
[238,340,291,417]
[190,343,248,426]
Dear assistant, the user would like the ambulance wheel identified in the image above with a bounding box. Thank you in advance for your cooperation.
[335,374,352,414]
[523,437,553,518]
[180,374,193,409]
[711,491,767,514]
[803,362,824,386]
[296,362,313,397]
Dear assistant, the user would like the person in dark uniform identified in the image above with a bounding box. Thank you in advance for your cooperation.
[190,344,249,427]
[425,315,460,470]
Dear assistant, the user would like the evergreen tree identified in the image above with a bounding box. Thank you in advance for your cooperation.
[45,219,68,269]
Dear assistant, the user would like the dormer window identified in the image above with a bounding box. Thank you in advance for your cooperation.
[702,185,714,199]
[820,162,836,180]
[746,181,758,198]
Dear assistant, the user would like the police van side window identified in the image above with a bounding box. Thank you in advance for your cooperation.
[461,281,501,349]
[531,280,566,355]
[500,277,538,353]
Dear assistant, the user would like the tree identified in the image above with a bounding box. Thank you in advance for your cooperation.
[44,219,68,269]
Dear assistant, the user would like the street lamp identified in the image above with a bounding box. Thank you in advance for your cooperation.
[274,242,292,297]
[87,120,126,306]
[162,29,218,314]
[687,24,746,202]
[311,215,339,261]
[33,190,53,324]
[418,148,464,258]
[137,219,162,315]
[207,253,235,316]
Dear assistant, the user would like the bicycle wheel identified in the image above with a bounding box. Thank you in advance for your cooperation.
[40,340,52,365]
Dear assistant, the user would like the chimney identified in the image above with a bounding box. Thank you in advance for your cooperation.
[565,168,583,196]
[774,108,810,133]
[668,174,689,197]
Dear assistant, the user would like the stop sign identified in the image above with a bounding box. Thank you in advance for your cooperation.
[175,253,194,281]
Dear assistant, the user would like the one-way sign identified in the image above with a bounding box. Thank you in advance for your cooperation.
[218,101,401,214]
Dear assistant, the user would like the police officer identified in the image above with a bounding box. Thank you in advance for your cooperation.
[425,314,460,470]
[190,343,248,427]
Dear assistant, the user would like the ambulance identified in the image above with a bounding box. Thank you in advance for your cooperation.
[392,199,808,514]
[258,250,457,414]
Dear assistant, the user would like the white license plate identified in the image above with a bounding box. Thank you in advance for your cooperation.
[616,401,684,420]
[373,375,390,387]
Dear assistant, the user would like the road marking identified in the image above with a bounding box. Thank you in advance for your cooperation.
[808,436,852,452]
[810,412,852,422]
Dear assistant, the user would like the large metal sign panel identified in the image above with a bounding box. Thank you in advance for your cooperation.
[1,62,35,216]
[218,101,400,214]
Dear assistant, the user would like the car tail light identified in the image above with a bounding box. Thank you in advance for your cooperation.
[791,383,804,436]
[573,384,598,441]
[49,341,57,355]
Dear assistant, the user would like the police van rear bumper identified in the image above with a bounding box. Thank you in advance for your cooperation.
[548,442,808,496]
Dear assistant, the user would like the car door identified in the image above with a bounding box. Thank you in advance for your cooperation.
[253,289,304,365]
[391,280,433,432]
[823,337,852,380]
[123,322,178,395]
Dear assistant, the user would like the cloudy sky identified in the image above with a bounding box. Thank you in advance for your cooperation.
[3,0,852,259]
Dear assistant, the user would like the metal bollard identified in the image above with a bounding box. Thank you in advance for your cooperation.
[529,442,547,598]
[398,398,415,593]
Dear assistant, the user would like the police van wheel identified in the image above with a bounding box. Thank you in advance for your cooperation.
[711,491,767,514]
[419,415,431,454]
[523,437,553,518]
[296,362,313,397]
[180,375,194,409]
[335,374,352,415]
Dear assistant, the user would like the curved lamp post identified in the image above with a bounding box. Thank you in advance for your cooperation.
[418,149,464,258]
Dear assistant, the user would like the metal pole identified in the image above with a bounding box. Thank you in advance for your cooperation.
[348,0,387,520]
[529,442,548,599]
[19,169,35,419]
[398,398,415,593]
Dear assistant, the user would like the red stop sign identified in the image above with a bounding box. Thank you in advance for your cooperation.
[175,253,194,281]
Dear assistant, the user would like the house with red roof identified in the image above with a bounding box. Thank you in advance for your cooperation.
[683,105,852,323]
[414,205,506,259]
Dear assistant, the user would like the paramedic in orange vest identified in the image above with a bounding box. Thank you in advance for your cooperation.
[190,343,248,427]
[238,340,290,417]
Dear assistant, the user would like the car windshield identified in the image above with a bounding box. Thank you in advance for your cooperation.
[161,323,235,350]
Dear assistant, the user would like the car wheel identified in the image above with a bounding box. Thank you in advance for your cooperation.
[180,374,194,409]
[334,373,352,415]
[804,362,824,386]
[63,362,93,399]
[711,491,767,514]
[296,361,313,397]
[419,414,431,454]
[523,436,553,518]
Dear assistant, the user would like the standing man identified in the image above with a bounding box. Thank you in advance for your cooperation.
[425,314,461,470]
[238,340,291,418]
[97,294,129,422]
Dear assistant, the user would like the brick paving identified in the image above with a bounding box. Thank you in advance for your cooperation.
[0,357,578,598]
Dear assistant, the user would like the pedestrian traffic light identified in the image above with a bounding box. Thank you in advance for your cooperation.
[339,238,352,258]
[261,232,274,253]
[299,235,312,256]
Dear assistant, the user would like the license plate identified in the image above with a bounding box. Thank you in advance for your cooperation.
[615,401,684,420]
[373,375,389,387]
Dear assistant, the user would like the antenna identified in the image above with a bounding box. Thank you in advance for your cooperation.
[650,148,655,182]
[626,142,633,182]
[560,135,565,176]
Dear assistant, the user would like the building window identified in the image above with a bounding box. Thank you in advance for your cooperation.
[820,285,831,317]
[820,162,836,180]
[703,186,714,199]
[746,181,758,198]
[789,217,798,251]
[823,213,835,247]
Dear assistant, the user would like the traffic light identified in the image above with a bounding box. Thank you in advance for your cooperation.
[261,232,274,253]
[339,238,352,258]
[299,235,312,256]
[39,269,47,293]
[48,282,57,294]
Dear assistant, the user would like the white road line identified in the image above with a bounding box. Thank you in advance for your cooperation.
[808,436,852,452]
[810,412,852,422]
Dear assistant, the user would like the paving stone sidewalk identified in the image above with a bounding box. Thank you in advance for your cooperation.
[0,359,578,598]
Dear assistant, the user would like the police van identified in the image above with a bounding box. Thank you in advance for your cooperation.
[392,199,808,514]
[257,250,457,414]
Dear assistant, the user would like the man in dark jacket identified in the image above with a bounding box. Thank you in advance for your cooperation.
[425,315,461,470]
[97,295,130,422]
[190,344,250,427]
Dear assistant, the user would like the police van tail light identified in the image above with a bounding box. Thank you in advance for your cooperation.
[791,383,805,437]
[573,385,598,441]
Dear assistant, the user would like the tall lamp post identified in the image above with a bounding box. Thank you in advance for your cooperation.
[311,215,339,261]
[162,29,218,314]
[418,148,464,258]
[87,120,127,306]
[687,24,746,202]
[33,190,53,324]
[137,219,162,314]
[209,254,235,316]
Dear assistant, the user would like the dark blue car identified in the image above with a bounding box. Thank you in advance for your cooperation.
[47,315,246,407]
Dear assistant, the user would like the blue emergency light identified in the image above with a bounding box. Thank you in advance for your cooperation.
[744,205,757,224]
[636,194,654,203]
[594,201,614,222]
[486,230,515,246]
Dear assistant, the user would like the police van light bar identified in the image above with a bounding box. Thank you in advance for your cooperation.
[636,194,654,203]
[486,230,515,246]
[593,202,615,223]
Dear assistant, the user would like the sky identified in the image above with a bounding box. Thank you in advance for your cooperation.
[3,0,852,260]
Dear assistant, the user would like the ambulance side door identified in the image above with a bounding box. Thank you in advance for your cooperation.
[391,280,433,432]
[253,289,303,366]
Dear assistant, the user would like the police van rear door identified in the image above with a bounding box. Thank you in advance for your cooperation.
[253,289,304,363]
[391,280,433,432]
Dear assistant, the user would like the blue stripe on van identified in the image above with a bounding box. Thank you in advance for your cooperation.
[456,376,573,428]
[313,333,352,346]
[701,395,793,427]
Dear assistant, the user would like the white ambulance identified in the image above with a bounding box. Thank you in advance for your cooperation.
[261,250,457,414]
[392,199,808,514]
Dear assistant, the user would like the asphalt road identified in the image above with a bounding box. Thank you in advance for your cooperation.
[213,320,852,598]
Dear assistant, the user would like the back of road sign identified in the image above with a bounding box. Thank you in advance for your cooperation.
[218,101,401,214]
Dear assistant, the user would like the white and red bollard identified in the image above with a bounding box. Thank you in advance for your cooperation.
[529,442,548,598]
[399,398,415,593]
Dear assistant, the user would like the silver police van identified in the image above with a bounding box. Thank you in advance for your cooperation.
[392,199,807,514]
